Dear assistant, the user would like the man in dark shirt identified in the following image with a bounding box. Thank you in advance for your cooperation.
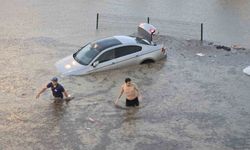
[36,77,68,100]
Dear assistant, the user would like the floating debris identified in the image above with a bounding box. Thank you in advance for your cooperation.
[243,66,250,76]
[215,45,231,51]
[88,117,95,122]
[232,45,246,50]
[196,53,205,56]
[208,42,214,45]
[7,112,26,122]
[180,53,186,58]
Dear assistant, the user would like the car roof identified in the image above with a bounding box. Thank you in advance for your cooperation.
[92,35,149,53]
[92,37,122,52]
[113,35,137,44]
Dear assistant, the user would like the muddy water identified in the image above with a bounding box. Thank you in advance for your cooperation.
[1,34,250,149]
[1,0,250,150]
[1,0,250,47]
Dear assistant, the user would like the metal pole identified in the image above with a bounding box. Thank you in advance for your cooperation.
[147,17,150,24]
[96,13,99,30]
[201,23,203,41]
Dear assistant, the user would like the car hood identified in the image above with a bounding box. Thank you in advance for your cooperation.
[55,55,89,76]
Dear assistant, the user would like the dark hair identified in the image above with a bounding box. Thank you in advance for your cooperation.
[51,77,58,82]
[125,78,131,83]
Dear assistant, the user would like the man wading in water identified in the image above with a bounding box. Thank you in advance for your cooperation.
[115,78,141,107]
[36,77,69,102]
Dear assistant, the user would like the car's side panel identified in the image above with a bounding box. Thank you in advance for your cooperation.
[111,45,142,69]
[89,60,115,73]
[88,49,116,73]
[90,44,165,73]
[112,53,140,69]
[139,44,166,61]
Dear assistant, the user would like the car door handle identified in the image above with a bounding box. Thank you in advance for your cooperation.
[112,62,115,64]
[136,55,139,57]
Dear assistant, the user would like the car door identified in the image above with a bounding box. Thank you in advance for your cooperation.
[89,49,116,73]
[112,45,142,69]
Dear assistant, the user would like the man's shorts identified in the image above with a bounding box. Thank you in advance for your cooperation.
[126,97,139,107]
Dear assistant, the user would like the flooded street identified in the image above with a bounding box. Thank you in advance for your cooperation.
[1,0,250,150]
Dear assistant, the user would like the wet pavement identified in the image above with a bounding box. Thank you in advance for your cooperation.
[1,1,250,150]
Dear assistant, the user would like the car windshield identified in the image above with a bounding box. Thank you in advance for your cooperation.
[73,43,100,65]
[73,37,122,65]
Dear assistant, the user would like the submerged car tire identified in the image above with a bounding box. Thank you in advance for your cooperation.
[140,59,155,64]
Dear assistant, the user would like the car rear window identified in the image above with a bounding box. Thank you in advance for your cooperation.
[135,37,150,45]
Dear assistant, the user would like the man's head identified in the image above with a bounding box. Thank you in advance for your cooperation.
[51,77,58,85]
[125,78,131,86]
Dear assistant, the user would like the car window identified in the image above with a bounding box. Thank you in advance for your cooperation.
[95,50,115,63]
[115,46,142,58]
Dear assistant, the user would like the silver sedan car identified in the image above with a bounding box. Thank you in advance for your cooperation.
[55,35,166,76]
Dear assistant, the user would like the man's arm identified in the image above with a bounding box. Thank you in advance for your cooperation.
[63,91,69,98]
[36,87,47,99]
[114,86,124,105]
[133,83,142,100]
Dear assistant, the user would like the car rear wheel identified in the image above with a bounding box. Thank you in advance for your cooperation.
[140,59,155,64]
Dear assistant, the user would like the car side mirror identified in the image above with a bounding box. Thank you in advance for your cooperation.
[92,61,99,67]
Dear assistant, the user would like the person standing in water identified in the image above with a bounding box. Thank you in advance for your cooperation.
[36,77,69,100]
[115,78,141,107]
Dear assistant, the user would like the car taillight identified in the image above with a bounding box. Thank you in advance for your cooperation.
[150,28,155,34]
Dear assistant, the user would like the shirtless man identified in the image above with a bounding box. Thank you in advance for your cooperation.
[115,78,141,107]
